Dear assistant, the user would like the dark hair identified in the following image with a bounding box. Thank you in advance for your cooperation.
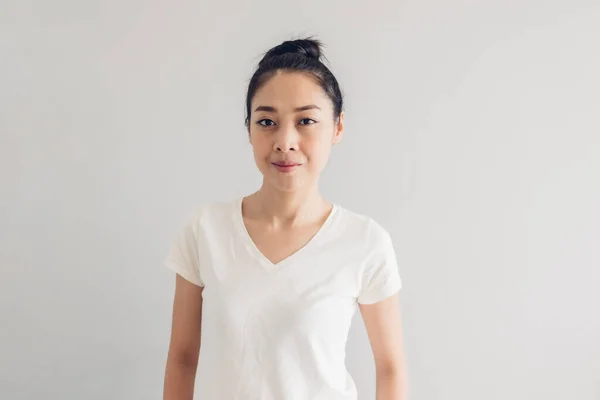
[244,37,344,127]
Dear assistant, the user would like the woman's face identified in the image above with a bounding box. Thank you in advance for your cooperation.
[248,71,344,193]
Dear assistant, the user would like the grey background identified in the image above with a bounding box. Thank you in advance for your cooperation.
[2,0,599,399]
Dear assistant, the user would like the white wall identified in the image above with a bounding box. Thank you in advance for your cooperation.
[2,1,599,399]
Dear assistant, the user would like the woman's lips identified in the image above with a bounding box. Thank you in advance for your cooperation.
[272,162,301,173]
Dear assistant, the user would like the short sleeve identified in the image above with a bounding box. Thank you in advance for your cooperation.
[164,210,204,287]
[357,223,402,304]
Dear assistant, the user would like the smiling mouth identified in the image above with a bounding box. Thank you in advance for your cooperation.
[272,162,302,167]
[271,163,302,172]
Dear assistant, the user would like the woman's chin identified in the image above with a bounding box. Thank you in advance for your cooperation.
[266,176,310,193]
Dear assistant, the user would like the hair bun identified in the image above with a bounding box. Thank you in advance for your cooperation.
[259,38,322,67]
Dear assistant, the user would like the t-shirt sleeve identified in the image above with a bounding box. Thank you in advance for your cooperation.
[164,210,204,287]
[357,222,402,304]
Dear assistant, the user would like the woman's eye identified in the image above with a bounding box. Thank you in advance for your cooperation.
[257,119,275,127]
[299,118,316,125]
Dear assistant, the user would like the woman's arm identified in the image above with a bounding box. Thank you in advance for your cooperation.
[164,274,204,400]
[359,293,408,400]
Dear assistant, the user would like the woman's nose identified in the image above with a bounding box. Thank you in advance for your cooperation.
[273,124,299,152]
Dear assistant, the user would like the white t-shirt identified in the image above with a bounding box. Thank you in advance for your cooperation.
[165,197,402,400]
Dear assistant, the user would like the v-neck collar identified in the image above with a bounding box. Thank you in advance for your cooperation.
[233,196,339,270]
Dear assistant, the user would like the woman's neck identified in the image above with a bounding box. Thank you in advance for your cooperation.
[245,186,330,228]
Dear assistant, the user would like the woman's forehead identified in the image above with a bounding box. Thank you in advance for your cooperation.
[252,72,331,111]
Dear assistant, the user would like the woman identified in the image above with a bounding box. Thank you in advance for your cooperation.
[163,38,408,400]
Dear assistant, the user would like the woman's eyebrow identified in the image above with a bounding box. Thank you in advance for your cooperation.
[254,104,321,113]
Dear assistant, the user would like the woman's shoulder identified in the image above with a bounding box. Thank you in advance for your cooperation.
[181,197,239,228]
[334,203,393,247]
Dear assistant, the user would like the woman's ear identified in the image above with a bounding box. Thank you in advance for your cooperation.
[333,111,345,145]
